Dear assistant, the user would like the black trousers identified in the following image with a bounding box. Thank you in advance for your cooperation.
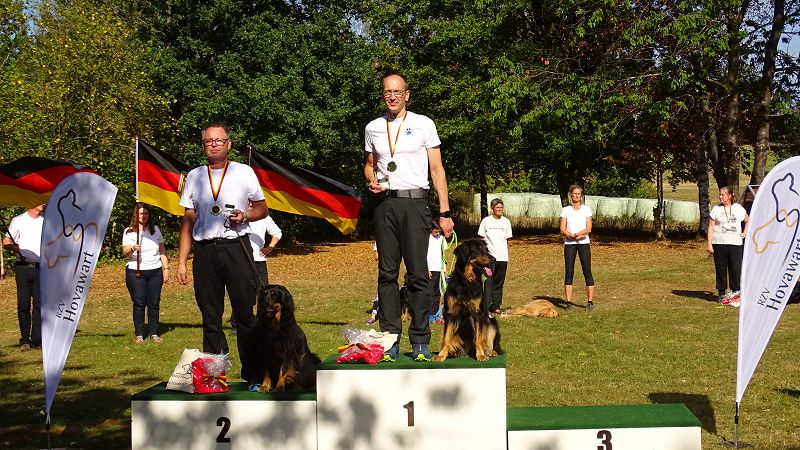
[564,244,594,286]
[712,243,743,294]
[483,261,508,311]
[193,237,258,382]
[429,270,441,316]
[374,197,432,345]
[15,264,41,346]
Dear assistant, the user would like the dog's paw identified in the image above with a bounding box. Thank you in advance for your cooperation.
[259,384,272,393]
[432,354,447,363]
[476,353,489,362]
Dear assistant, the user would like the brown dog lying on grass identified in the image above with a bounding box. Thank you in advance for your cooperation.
[498,300,560,319]
[433,239,502,363]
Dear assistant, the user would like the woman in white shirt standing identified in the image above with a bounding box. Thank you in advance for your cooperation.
[478,198,513,314]
[707,186,749,306]
[122,203,168,344]
[559,185,595,312]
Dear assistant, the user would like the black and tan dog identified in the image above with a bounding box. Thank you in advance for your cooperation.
[251,284,320,392]
[433,239,502,362]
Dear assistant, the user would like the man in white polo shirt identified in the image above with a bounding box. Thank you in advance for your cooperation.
[364,73,454,362]
[177,122,269,382]
[3,204,45,352]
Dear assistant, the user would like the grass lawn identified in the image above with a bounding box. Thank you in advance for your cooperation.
[1,234,798,449]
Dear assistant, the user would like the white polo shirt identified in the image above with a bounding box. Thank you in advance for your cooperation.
[179,161,265,241]
[122,226,164,270]
[364,111,441,191]
[5,212,43,262]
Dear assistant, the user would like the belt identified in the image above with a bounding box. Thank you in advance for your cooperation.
[387,189,428,199]
[195,236,246,245]
[16,261,39,268]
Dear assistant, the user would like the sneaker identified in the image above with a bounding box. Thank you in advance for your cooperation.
[134,336,144,344]
[587,302,595,312]
[565,302,573,311]
[366,315,377,325]
[413,344,431,362]
[381,341,399,362]
[19,343,31,352]
[150,335,163,344]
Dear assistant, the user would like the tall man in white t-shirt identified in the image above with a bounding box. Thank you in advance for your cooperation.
[364,73,454,362]
[3,204,45,352]
[177,123,269,382]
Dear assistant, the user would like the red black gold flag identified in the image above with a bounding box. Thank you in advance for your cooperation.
[249,149,362,234]
[136,140,191,216]
[0,157,96,208]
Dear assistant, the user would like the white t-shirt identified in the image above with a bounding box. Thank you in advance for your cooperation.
[122,226,164,270]
[427,234,449,272]
[248,216,282,262]
[560,205,592,245]
[709,203,747,246]
[5,212,44,262]
[477,215,512,262]
[364,111,441,190]
[179,161,265,241]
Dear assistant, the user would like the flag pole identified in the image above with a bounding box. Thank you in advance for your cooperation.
[134,138,141,278]
[734,401,740,448]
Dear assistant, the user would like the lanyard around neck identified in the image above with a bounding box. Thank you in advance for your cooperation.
[386,112,407,159]
[207,160,230,201]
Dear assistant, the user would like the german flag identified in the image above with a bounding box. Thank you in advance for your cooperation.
[249,149,362,234]
[137,140,191,216]
[0,157,95,208]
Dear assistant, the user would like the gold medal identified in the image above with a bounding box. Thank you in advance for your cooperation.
[211,204,222,216]
[387,161,397,172]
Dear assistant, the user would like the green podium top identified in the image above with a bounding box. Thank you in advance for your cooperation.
[507,403,701,430]
[132,382,316,401]
[318,352,507,370]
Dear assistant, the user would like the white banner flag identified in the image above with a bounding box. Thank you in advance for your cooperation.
[40,172,117,416]
[737,156,800,403]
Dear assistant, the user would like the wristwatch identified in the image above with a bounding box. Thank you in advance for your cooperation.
[439,210,451,219]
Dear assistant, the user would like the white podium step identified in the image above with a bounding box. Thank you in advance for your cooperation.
[316,353,507,450]
[506,404,702,450]
[131,382,317,450]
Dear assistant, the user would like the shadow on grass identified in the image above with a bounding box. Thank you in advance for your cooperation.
[672,289,717,303]
[648,392,716,433]
[304,320,349,326]
[0,370,155,450]
[776,387,800,398]
[530,294,580,310]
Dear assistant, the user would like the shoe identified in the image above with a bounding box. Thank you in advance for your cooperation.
[150,335,163,344]
[366,315,377,325]
[19,343,31,352]
[412,344,431,362]
[134,336,144,344]
[381,341,399,362]
[587,302,595,312]
[565,302,573,311]
[428,314,437,324]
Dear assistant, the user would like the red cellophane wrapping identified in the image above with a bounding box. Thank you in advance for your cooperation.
[335,343,384,364]
[191,354,230,393]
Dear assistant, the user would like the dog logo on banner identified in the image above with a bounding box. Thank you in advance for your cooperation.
[751,173,800,255]
[43,189,101,274]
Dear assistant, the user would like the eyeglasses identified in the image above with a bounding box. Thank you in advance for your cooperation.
[382,89,407,99]
[202,138,230,147]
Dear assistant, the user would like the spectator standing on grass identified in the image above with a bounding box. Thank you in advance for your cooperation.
[427,220,449,322]
[478,198,513,314]
[2,204,45,352]
[560,185,595,312]
[707,186,749,306]
[363,72,454,362]
[366,242,380,325]
[122,202,168,344]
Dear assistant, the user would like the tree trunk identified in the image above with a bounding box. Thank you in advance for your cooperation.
[751,0,785,185]
[703,96,724,190]
[720,1,750,195]
[479,156,488,218]
[694,108,712,237]
[654,158,665,240]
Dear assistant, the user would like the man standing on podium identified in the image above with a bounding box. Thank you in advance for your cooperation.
[363,73,454,363]
[177,122,268,382]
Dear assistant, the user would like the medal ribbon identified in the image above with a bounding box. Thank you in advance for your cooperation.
[386,112,407,159]
[206,160,230,202]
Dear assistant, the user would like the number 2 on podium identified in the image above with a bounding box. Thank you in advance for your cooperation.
[403,401,414,426]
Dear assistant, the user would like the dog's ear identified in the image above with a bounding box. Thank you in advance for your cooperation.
[455,242,469,262]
